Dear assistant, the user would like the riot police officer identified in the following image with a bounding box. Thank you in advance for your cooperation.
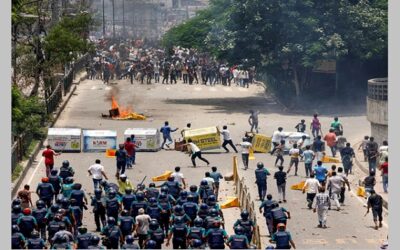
[101,217,124,249]
[122,187,137,211]
[187,217,205,248]
[170,205,192,225]
[130,191,148,218]
[12,205,23,225]
[166,217,189,249]
[75,227,93,249]
[147,197,162,222]
[176,190,189,206]
[269,223,296,249]
[259,194,278,236]
[59,160,75,181]
[26,230,46,249]
[17,208,38,238]
[271,205,291,233]
[205,221,228,249]
[11,225,26,249]
[227,226,249,249]
[36,177,55,207]
[148,219,166,249]
[183,195,199,226]
[146,183,160,200]
[90,188,107,232]
[161,176,181,199]
[48,169,62,201]
[255,162,270,201]
[233,210,255,242]
[119,210,135,237]
[32,200,48,241]
[105,189,121,221]
[121,235,140,249]
[70,183,88,211]
[87,235,106,249]
[199,180,214,203]
[188,185,200,204]
[158,193,172,235]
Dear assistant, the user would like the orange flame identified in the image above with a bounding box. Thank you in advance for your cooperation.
[110,96,134,119]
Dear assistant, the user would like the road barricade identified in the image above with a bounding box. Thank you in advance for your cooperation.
[183,127,221,151]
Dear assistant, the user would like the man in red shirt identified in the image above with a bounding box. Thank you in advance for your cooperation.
[42,145,61,177]
[124,137,139,168]
[379,156,388,193]
[324,129,337,157]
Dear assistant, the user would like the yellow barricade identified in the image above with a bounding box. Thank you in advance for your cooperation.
[357,186,366,197]
[151,171,173,182]
[291,181,306,190]
[105,149,116,158]
[249,148,255,160]
[321,155,341,163]
[251,134,272,153]
[220,196,240,209]
[233,156,239,182]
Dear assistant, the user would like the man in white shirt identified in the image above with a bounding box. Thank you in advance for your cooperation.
[287,144,300,176]
[202,172,215,189]
[302,173,321,209]
[185,138,210,167]
[135,208,151,248]
[236,137,253,170]
[88,159,108,189]
[326,171,345,211]
[219,125,238,153]
[270,127,284,155]
[171,166,186,189]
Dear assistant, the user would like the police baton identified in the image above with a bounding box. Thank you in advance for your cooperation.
[134,176,147,194]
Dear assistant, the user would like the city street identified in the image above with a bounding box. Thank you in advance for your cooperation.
[16,77,388,249]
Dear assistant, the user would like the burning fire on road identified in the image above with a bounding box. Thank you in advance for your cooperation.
[105,96,146,120]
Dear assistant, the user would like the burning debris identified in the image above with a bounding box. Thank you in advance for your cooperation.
[103,96,146,120]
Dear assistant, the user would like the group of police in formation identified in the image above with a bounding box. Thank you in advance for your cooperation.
[11,159,296,249]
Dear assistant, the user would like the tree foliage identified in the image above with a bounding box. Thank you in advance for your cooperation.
[162,0,387,98]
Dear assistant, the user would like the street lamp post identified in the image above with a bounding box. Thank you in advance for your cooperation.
[102,0,105,37]
[112,0,115,39]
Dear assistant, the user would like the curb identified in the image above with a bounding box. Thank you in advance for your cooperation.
[353,142,388,210]
[11,72,86,199]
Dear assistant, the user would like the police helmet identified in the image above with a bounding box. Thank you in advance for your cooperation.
[12,205,22,214]
[180,190,188,198]
[240,210,249,220]
[149,219,159,230]
[192,239,203,248]
[12,198,21,207]
[209,208,218,217]
[207,195,216,204]
[187,195,195,202]
[23,208,31,215]
[62,160,70,167]
[61,198,70,207]
[50,169,58,175]
[100,180,108,187]
[126,235,134,244]
[94,188,103,196]
[149,197,157,204]
[194,217,204,227]
[200,203,209,210]
[36,200,46,209]
[125,187,132,194]
[136,191,145,201]
[149,183,156,188]
[108,189,117,198]
[107,217,116,225]
[50,204,60,213]
[277,223,286,230]
[174,205,184,215]
[256,162,264,169]
[65,177,74,184]
[234,225,245,235]
[158,193,167,200]
[78,227,88,234]
[200,180,208,186]
[73,183,82,190]
[145,240,157,249]
[121,210,129,216]
[160,186,169,193]
[56,194,65,204]
[137,184,146,191]
[90,235,101,245]
[190,185,198,192]
[12,225,19,233]
[212,220,221,228]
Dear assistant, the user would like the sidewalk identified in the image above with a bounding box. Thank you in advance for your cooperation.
[354,142,388,209]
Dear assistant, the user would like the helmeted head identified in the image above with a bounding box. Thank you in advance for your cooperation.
[192,239,203,248]
[234,225,245,235]
[12,205,22,214]
[61,198,70,208]
[257,162,264,169]
[12,225,19,234]
[174,205,184,215]
[190,185,198,192]
[100,180,108,187]
[23,208,31,215]
[36,200,46,209]
[200,180,208,187]
[149,183,156,188]
[73,183,82,190]
[119,174,127,182]
[209,208,218,217]
[161,186,169,194]
[277,223,286,231]
[50,204,60,213]
[62,160,70,168]
[149,219,159,230]
[149,197,157,205]
[65,177,74,184]
[12,198,21,207]
[41,177,49,183]
[107,217,116,225]
[136,191,145,201]
[194,217,203,227]
[158,193,167,200]
[78,227,88,234]
[168,176,174,182]
[108,188,117,198]
[266,194,273,200]
[240,210,249,220]
[146,240,157,249]
[207,195,216,206]
[50,169,58,175]
[200,203,209,211]
[125,187,132,194]
[126,235,134,244]
[187,195,195,202]
[212,220,221,228]
[180,190,188,198]
[121,210,129,216]
[90,235,100,245]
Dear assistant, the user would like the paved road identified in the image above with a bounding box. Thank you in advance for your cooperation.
[16,77,387,249]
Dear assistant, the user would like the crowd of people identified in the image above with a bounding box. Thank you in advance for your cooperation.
[85,40,256,87]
